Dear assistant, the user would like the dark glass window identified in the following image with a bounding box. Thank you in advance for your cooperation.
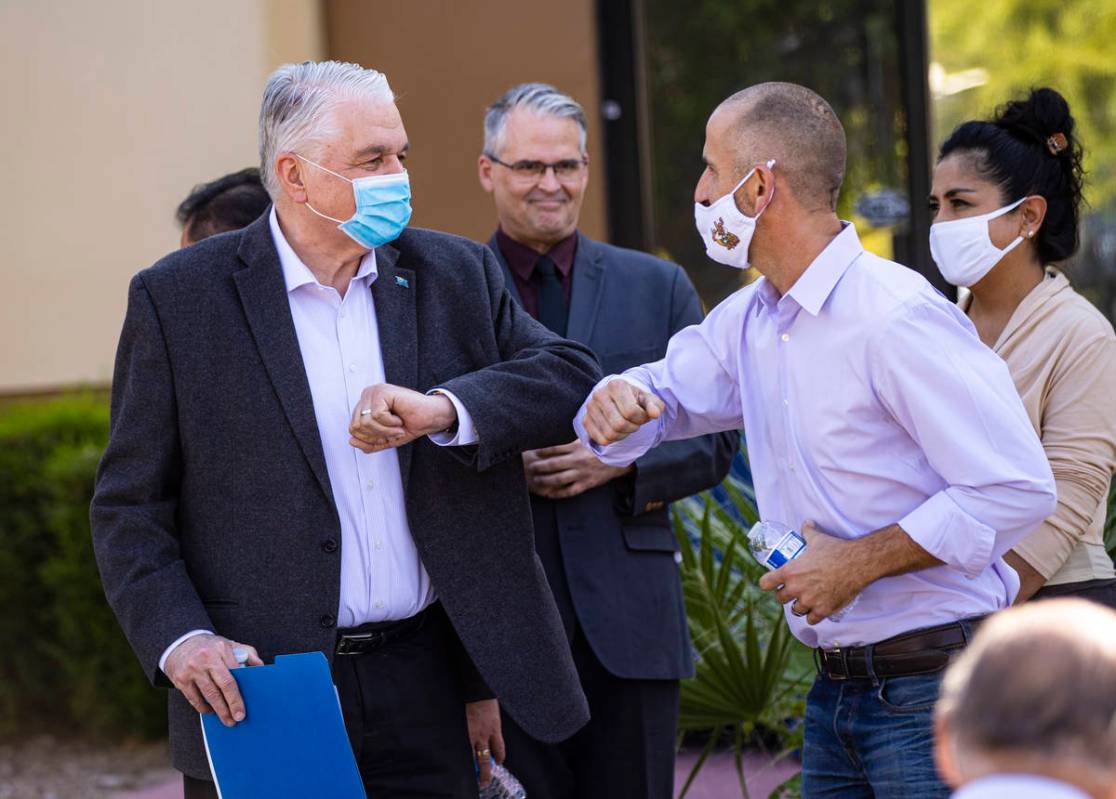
[641,0,918,307]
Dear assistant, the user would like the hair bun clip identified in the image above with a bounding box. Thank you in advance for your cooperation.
[1046,132,1068,156]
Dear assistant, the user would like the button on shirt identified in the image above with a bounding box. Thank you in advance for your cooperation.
[575,223,1056,649]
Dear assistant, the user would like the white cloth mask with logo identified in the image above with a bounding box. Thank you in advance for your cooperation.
[694,159,776,269]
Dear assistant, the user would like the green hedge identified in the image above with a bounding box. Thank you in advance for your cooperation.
[0,395,165,739]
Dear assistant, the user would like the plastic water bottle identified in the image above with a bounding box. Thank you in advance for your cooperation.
[747,520,857,622]
[479,764,527,799]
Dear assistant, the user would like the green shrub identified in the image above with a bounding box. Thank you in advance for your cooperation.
[673,468,811,799]
[0,394,164,739]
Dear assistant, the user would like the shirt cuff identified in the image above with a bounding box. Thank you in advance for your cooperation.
[898,491,997,579]
[158,629,213,674]
[426,389,479,446]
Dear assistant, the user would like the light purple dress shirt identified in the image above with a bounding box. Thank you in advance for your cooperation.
[158,210,478,670]
[575,223,1056,649]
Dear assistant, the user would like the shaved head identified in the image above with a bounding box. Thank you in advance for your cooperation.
[715,82,846,211]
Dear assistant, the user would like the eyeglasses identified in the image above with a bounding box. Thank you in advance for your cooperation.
[485,154,588,181]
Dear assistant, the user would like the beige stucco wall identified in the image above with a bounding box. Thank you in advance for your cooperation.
[0,0,325,393]
[325,0,608,244]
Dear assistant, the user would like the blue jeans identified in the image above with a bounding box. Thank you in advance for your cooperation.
[801,670,948,798]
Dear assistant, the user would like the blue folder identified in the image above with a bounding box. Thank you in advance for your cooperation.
[201,651,365,798]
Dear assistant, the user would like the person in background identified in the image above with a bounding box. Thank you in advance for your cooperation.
[176,167,271,246]
[477,82,738,799]
[577,81,1056,797]
[934,598,1116,799]
[930,87,1116,606]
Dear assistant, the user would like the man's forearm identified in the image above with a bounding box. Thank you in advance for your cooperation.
[853,523,943,585]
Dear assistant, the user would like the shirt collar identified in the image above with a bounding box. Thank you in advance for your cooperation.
[782,222,864,316]
[495,228,578,283]
[269,206,377,294]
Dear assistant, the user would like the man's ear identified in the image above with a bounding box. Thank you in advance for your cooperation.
[735,162,775,216]
[752,162,777,215]
[478,155,495,193]
[275,153,308,203]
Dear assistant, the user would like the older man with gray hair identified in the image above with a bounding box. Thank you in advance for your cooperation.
[935,599,1116,798]
[91,60,599,797]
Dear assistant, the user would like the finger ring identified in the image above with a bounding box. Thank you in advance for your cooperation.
[359,409,373,416]
[476,747,491,758]
[232,646,249,665]
[791,602,809,618]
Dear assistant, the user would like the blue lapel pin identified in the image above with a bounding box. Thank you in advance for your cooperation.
[394,276,410,288]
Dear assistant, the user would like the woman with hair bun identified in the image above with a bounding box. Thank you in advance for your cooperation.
[929,87,1116,606]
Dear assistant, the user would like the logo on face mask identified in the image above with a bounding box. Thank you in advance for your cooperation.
[711,218,740,250]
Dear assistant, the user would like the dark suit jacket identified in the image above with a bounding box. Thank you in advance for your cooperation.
[487,232,738,682]
[91,213,600,779]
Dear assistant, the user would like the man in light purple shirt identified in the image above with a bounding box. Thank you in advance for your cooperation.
[576,82,1056,797]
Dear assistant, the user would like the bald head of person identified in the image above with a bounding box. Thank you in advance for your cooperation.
[935,599,1116,799]
[698,82,845,212]
[695,83,847,287]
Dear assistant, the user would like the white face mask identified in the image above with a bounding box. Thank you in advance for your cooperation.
[694,159,776,269]
[929,196,1028,287]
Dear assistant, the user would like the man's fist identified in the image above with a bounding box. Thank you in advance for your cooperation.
[581,379,665,446]
[163,634,263,726]
[349,384,457,453]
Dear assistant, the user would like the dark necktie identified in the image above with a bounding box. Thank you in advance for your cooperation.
[533,255,568,336]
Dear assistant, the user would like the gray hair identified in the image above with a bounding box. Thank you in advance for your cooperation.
[483,83,588,158]
[258,60,395,199]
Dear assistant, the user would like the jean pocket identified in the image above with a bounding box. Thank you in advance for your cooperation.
[876,674,941,715]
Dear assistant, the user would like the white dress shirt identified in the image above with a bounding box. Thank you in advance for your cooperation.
[953,775,1090,799]
[159,210,477,670]
[576,223,1056,649]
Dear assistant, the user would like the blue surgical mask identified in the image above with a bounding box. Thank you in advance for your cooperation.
[296,155,412,249]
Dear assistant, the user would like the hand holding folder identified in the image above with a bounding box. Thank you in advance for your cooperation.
[201,652,365,798]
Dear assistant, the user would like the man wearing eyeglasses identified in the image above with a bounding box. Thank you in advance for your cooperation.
[477,83,738,799]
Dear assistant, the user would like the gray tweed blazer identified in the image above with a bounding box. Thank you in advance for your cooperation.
[90,212,599,778]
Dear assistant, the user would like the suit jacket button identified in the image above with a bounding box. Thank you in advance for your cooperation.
[320,614,335,628]
[321,538,338,553]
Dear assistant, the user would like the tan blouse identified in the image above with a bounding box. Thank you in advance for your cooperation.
[961,268,1116,585]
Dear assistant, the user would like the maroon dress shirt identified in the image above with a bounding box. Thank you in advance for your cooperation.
[494,228,577,320]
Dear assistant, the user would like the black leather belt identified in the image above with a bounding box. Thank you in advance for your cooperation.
[815,617,983,680]
[335,604,432,656]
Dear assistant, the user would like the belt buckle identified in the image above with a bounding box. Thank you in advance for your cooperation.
[336,630,383,656]
[825,646,850,681]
